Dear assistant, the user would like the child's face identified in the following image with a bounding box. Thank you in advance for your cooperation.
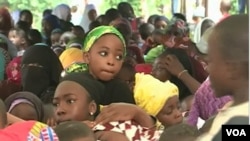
[51,33,61,46]
[42,19,52,37]
[152,34,163,46]
[207,35,230,97]
[8,30,23,47]
[156,95,183,128]
[152,58,171,82]
[155,20,167,30]
[88,9,97,21]
[86,34,124,81]
[116,69,135,91]
[20,13,32,27]
[53,81,94,124]
[10,103,38,121]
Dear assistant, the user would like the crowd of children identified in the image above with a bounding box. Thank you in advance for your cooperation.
[0,0,248,141]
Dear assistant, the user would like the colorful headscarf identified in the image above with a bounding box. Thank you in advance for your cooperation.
[83,26,126,56]
[134,73,179,117]
[59,48,84,69]
[6,56,22,85]
[3,121,58,141]
[61,62,88,77]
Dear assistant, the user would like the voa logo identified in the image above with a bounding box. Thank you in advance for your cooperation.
[226,129,247,136]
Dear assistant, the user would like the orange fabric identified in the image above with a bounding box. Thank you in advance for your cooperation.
[59,48,84,69]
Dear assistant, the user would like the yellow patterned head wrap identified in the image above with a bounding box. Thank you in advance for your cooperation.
[83,26,126,56]
[134,73,179,117]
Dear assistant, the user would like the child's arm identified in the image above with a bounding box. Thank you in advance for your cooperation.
[95,103,155,128]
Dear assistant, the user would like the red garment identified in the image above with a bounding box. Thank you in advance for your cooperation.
[6,56,22,85]
[219,13,230,22]
[135,64,152,74]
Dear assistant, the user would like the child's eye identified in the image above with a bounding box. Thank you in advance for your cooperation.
[99,51,108,57]
[66,99,76,104]
[116,55,123,60]
[52,102,59,107]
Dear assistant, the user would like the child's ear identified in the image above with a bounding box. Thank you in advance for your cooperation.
[88,101,97,115]
[83,52,90,64]
[146,36,154,46]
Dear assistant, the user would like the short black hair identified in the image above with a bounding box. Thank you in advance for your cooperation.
[159,123,200,141]
[54,121,95,141]
[139,23,155,40]
[15,21,30,33]
[105,8,121,25]
[20,9,32,19]
[27,29,42,45]
[173,13,187,22]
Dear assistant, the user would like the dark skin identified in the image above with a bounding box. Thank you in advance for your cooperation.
[206,15,249,106]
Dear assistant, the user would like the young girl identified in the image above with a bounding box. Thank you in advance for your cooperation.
[4,91,44,122]
[134,73,183,129]
[82,26,135,105]
[8,28,29,56]
[53,72,159,140]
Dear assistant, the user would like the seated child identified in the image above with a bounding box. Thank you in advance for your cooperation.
[82,26,135,105]
[134,73,183,129]
[59,47,85,69]
[54,121,96,141]
[4,91,44,122]
[54,72,160,141]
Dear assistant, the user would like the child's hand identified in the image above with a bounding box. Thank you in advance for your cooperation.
[46,117,57,128]
[95,103,154,128]
[82,120,96,128]
[95,103,139,125]
[164,55,186,77]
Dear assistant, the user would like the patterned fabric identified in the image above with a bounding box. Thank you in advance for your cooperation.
[27,122,59,141]
[83,26,126,57]
[134,73,179,117]
[3,121,58,141]
[61,62,88,77]
[93,120,162,141]
[6,56,22,85]
[187,77,232,127]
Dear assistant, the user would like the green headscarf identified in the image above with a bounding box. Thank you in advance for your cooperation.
[83,26,126,56]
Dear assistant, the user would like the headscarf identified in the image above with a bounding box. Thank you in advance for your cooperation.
[195,26,214,55]
[0,50,5,81]
[10,10,20,25]
[134,73,179,117]
[193,17,213,44]
[83,26,126,57]
[61,62,88,77]
[0,48,11,67]
[60,72,104,106]
[4,91,44,122]
[52,4,71,21]
[6,56,22,85]
[43,14,61,31]
[80,4,96,32]
[59,48,84,69]
[21,44,63,97]
[2,121,58,141]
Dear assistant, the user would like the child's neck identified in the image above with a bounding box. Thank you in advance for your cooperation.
[231,86,249,106]
[221,11,229,15]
